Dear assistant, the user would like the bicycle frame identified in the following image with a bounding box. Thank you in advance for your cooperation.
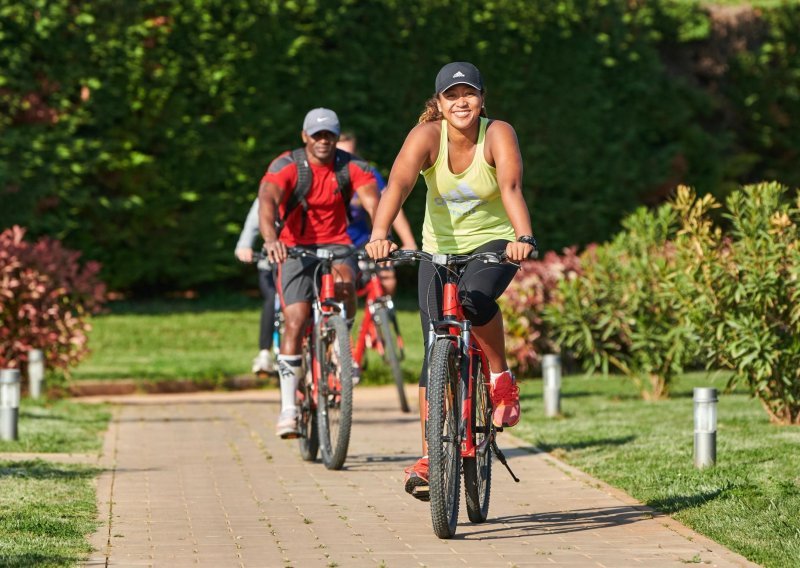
[352,266,384,366]
[353,263,403,363]
[428,268,492,460]
[297,248,347,409]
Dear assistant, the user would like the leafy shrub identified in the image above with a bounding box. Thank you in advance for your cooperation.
[499,247,583,374]
[674,183,800,425]
[0,226,106,374]
[544,205,697,399]
[0,0,728,290]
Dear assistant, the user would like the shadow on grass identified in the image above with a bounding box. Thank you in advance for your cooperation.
[520,390,597,402]
[0,460,101,480]
[0,552,87,568]
[534,435,636,453]
[646,488,727,514]
[19,412,107,425]
[461,505,661,539]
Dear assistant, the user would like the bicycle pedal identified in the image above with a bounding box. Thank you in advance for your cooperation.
[279,431,300,440]
[405,477,430,502]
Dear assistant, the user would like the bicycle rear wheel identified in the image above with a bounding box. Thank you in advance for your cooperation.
[297,342,319,461]
[464,358,492,522]
[374,306,410,413]
[427,338,462,539]
[316,314,354,470]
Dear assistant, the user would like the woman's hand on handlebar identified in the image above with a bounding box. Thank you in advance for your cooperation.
[263,239,287,264]
[505,240,535,263]
[365,238,398,261]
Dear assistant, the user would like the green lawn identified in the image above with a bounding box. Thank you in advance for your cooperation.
[514,371,800,568]
[0,460,100,568]
[72,292,426,386]
[0,399,110,454]
[0,399,110,567]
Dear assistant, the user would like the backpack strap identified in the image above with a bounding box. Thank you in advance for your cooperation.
[333,149,353,223]
[277,147,354,236]
[275,148,311,235]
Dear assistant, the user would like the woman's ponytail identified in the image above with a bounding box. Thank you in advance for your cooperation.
[417,96,442,124]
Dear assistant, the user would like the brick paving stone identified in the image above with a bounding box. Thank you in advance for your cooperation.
[83,386,759,568]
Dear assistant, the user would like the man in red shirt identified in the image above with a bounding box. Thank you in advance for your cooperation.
[258,108,380,438]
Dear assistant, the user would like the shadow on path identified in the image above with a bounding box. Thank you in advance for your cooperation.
[342,452,419,472]
[460,505,660,539]
[114,416,232,423]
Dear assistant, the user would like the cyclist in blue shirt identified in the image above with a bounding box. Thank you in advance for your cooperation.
[235,198,278,375]
[337,132,417,297]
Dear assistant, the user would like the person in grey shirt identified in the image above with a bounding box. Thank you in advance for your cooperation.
[235,198,278,374]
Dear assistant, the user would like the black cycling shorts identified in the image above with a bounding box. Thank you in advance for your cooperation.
[417,239,517,387]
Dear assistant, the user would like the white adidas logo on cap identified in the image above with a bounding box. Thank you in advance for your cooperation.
[453,71,465,78]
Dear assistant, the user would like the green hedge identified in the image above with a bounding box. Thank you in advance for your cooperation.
[1,0,798,291]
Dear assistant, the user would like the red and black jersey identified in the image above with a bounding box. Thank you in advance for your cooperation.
[262,151,375,246]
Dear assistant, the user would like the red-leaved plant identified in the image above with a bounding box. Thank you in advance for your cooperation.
[499,247,584,375]
[0,226,106,375]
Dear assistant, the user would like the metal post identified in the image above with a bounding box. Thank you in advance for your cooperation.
[693,387,717,468]
[542,354,561,417]
[28,349,44,399]
[0,369,21,441]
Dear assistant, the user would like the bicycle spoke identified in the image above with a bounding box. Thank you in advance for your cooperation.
[427,339,461,539]
[316,315,353,470]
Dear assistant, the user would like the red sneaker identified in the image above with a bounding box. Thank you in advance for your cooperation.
[403,457,430,501]
[491,371,520,427]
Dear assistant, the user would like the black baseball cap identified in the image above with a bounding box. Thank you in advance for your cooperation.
[435,61,484,94]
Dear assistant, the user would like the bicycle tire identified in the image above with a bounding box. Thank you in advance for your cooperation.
[297,343,319,461]
[316,314,354,470]
[463,358,492,522]
[427,338,462,539]
[374,306,410,413]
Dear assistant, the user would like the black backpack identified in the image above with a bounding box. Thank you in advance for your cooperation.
[276,147,353,236]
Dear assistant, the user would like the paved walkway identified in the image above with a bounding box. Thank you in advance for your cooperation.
[82,386,757,568]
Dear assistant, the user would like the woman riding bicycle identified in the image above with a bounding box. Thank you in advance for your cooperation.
[365,61,536,497]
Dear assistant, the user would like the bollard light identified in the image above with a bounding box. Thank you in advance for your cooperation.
[542,354,562,418]
[693,387,717,468]
[28,349,44,400]
[0,369,21,441]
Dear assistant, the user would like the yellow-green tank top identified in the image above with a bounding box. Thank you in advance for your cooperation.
[421,117,515,253]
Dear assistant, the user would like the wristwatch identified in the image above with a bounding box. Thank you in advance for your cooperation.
[517,235,538,248]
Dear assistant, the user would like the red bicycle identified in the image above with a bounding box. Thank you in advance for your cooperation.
[380,248,534,539]
[281,246,355,471]
[352,249,410,413]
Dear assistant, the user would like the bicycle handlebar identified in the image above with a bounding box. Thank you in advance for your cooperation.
[286,246,355,261]
[376,246,537,266]
[249,246,355,263]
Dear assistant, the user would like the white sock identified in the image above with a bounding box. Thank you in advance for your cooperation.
[489,370,510,385]
[277,355,302,412]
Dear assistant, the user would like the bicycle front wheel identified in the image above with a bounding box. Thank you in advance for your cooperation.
[464,358,492,522]
[427,338,462,539]
[316,314,354,470]
[374,306,410,413]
